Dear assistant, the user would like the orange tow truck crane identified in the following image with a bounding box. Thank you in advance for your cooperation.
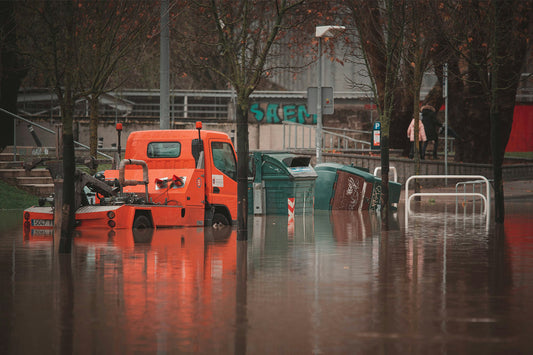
[23,122,237,233]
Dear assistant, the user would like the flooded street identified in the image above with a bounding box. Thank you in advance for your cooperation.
[1,200,532,354]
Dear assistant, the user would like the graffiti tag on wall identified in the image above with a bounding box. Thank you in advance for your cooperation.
[249,103,316,124]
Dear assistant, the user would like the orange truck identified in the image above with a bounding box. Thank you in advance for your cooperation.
[23,122,238,233]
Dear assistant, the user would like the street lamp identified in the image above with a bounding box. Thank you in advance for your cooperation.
[315,25,345,164]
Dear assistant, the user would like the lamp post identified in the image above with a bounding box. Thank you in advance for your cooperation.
[443,63,448,184]
[160,0,170,129]
[315,25,345,164]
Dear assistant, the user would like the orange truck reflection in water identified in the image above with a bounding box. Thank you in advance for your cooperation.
[23,226,239,351]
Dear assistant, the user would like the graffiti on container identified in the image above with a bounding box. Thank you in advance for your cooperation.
[369,184,381,210]
[345,177,362,210]
[249,103,316,124]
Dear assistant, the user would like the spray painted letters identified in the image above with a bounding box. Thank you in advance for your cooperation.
[250,103,316,124]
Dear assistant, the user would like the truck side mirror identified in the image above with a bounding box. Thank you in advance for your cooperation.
[192,138,204,168]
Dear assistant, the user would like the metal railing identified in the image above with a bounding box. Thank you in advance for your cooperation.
[323,128,372,151]
[282,121,315,150]
[282,121,372,152]
[2,107,113,161]
[455,179,492,217]
[404,175,491,231]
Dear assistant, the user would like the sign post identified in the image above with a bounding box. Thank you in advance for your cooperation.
[372,121,381,151]
[307,86,334,164]
[307,87,334,115]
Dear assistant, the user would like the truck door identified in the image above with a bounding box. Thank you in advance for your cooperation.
[205,139,237,219]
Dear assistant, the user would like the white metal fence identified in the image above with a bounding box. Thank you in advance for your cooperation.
[404,175,491,231]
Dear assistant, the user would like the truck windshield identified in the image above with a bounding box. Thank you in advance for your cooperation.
[211,141,237,181]
[147,142,181,158]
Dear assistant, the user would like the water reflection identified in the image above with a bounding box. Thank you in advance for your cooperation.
[1,201,532,353]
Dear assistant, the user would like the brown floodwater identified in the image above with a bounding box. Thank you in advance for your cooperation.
[1,200,532,354]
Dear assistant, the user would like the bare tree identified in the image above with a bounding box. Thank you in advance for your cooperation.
[75,1,157,168]
[19,0,81,252]
[347,0,406,228]
[488,0,531,223]
[433,0,531,223]
[402,1,438,198]
[17,1,158,251]
[176,0,308,240]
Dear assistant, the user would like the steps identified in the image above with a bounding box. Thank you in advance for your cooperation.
[0,148,54,197]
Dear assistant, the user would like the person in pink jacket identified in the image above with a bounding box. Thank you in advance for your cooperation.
[407,117,427,159]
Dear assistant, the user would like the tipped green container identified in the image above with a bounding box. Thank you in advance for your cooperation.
[314,163,401,211]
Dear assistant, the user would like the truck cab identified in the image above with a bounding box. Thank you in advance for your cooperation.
[101,123,238,228]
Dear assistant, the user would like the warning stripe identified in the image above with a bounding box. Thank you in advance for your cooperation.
[288,197,295,238]
[288,197,295,218]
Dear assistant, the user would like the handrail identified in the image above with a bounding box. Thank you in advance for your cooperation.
[322,129,371,149]
[1,107,113,160]
[321,126,371,136]
[282,120,372,151]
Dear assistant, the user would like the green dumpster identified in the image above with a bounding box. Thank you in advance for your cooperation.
[248,151,317,215]
[314,163,401,211]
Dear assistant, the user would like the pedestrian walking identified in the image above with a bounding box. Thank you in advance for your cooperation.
[407,117,427,159]
[420,105,441,159]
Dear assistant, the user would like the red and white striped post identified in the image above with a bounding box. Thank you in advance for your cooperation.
[288,197,295,238]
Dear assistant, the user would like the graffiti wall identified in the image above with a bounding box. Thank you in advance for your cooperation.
[249,102,316,124]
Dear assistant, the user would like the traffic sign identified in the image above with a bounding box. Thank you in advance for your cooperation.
[307,87,334,115]
[372,121,381,150]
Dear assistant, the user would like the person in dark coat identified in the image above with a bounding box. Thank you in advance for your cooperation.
[420,105,441,159]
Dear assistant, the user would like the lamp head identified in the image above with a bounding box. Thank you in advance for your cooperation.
[315,25,346,38]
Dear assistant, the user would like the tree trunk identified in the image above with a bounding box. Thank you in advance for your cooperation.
[464,87,491,163]
[89,95,99,174]
[380,129,390,230]
[236,101,249,241]
[59,93,76,253]
[389,91,413,154]
[0,0,25,150]
[444,59,466,162]
[89,96,99,158]
[490,108,504,224]
[58,0,76,254]
[413,115,421,199]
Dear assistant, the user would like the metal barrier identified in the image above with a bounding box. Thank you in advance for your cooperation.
[283,121,314,150]
[282,121,371,152]
[373,166,398,182]
[2,107,113,161]
[404,175,491,230]
[323,128,371,151]
[455,179,491,216]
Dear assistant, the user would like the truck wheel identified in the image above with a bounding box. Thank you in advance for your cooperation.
[212,213,229,229]
[132,215,153,243]
[133,215,152,230]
